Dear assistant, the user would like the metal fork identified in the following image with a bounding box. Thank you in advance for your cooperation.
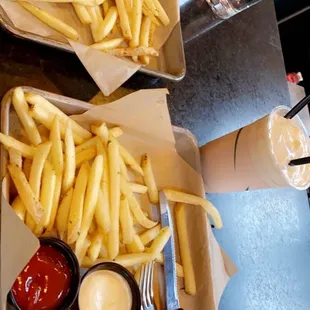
[139,261,156,310]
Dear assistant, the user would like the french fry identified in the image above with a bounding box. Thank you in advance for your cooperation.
[90,38,124,51]
[31,0,97,5]
[120,177,157,229]
[37,124,50,141]
[95,140,111,233]
[88,231,103,261]
[120,196,134,244]
[76,146,97,167]
[25,93,92,141]
[139,223,160,245]
[115,0,132,39]
[130,0,143,51]
[144,0,157,14]
[50,115,64,175]
[139,16,152,64]
[147,226,171,257]
[18,1,80,41]
[87,6,101,42]
[75,155,104,258]
[89,219,97,235]
[56,188,73,240]
[127,234,144,253]
[119,155,129,180]
[154,252,184,278]
[109,127,123,138]
[67,162,90,244]
[134,264,142,283]
[75,136,98,153]
[0,133,35,159]
[141,153,158,204]
[7,164,44,225]
[107,138,121,259]
[11,196,26,222]
[151,0,169,26]
[95,190,111,233]
[94,4,104,24]
[128,182,148,194]
[23,158,32,180]
[148,21,156,46]
[142,4,160,26]
[91,122,109,145]
[105,46,158,57]
[73,3,92,24]
[29,104,85,145]
[82,256,108,268]
[99,239,109,258]
[115,253,152,267]
[62,121,76,194]
[124,0,132,12]
[29,141,52,200]
[46,172,62,232]
[12,87,41,146]
[35,161,56,236]
[175,202,196,295]
[102,0,109,15]
[78,236,92,264]
[97,6,118,41]
[8,148,22,168]
[118,143,143,176]
[163,189,223,229]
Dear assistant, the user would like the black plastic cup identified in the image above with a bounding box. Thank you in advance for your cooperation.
[79,262,141,310]
[9,237,80,310]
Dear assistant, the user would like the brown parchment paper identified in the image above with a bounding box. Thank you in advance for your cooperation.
[1,88,237,309]
[0,0,180,96]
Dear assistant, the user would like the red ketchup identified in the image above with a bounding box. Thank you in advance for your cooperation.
[12,245,71,310]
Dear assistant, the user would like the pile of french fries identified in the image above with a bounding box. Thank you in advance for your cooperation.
[18,0,169,64]
[1,87,222,296]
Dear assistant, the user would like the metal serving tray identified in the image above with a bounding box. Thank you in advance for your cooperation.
[2,86,200,309]
[0,7,186,81]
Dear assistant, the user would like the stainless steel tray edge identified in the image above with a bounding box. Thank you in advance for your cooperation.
[0,7,186,81]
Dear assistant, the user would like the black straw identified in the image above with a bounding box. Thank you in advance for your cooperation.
[284,95,310,119]
[289,156,310,167]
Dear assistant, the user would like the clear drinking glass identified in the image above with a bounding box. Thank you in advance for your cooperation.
[182,0,262,44]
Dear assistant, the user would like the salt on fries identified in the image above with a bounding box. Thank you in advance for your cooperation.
[17,0,169,63]
[1,87,223,297]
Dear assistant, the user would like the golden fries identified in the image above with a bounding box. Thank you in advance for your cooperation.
[163,189,223,228]
[139,16,152,64]
[95,189,111,233]
[128,182,147,194]
[120,196,134,244]
[115,253,152,267]
[50,116,64,175]
[56,188,73,240]
[8,148,22,168]
[107,138,121,259]
[8,164,44,225]
[139,223,160,245]
[105,46,158,57]
[18,1,80,41]
[12,87,41,146]
[0,133,35,159]
[91,38,124,51]
[97,6,118,41]
[175,203,196,295]
[73,3,92,24]
[141,153,158,204]
[115,0,132,39]
[127,234,145,253]
[151,0,169,26]
[129,0,143,49]
[11,196,26,222]
[75,155,103,258]
[67,162,90,244]
[35,161,56,235]
[88,231,103,261]
[62,121,76,194]
[147,226,171,257]
[76,146,97,167]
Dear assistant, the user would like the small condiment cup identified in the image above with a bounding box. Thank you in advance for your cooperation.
[9,237,80,310]
[79,262,141,310]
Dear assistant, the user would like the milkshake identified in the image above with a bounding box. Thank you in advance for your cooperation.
[200,106,310,193]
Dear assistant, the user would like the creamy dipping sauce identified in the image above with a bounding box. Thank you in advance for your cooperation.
[270,114,310,188]
[79,270,132,310]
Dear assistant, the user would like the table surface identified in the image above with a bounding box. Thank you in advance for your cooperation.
[1,0,310,309]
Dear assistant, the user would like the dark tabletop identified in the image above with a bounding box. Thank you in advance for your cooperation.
[1,0,310,309]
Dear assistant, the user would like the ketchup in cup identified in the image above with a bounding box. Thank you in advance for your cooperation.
[11,238,79,310]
